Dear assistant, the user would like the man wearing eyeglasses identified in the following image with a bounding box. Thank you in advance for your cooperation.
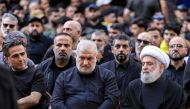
[163,37,188,86]
[130,32,153,63]
[0,13,18,37]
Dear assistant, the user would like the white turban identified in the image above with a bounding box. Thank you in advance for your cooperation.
[140,45,170,69]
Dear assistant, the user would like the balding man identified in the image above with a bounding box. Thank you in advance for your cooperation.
[130,32,153,63]
[122,45,184,109]
[63,20,82,49]
[163,37,188,86]
[51,40,120,109]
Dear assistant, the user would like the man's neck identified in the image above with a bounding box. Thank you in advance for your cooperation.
[171,59,184,70]
[55,59,69,68]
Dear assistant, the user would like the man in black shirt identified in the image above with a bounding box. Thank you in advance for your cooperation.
[38,33,76,95]
[163,37,188,86]
[2,39,45,109]
[122,45,184,109]
[51,40,120,109]
[101,34,141,108]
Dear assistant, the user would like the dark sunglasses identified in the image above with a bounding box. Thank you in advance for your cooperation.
[92,39,103,42]
[136,39,151,45]
[3,23,15,28]
[169,44,185,49]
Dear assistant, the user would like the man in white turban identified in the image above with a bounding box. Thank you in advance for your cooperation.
[121,45,184,109]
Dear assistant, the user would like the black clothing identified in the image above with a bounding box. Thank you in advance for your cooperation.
[122,77,184,109]
[101,58,141,107]
[42,46,54,61]
[0,64,19,109]
[163,62,186,86]
[85,20,108,35]
[97,46,114,65]
[37,56,76,94]
[129,53,141,64]
[51,66,120,109]
[127,0,160,20]
[184,55,190,108]
[27,34,53,64]
[11,66,45,109]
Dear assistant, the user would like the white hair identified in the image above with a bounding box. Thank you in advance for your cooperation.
[141,59,163,84]
[76,40,98,53]
[2,13,18,24]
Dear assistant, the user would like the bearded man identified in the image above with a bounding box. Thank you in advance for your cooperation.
[26,17,53,64]
[163,37,188,86]
[101,34,141,108]
[121,45,184,109]
[51,40,120,109]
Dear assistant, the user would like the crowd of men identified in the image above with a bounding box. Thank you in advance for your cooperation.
[0,0,190,109]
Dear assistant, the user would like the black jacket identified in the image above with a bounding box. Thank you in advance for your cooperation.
[37,56,76,94]
[100,58,141,107]
[51,66,120,109]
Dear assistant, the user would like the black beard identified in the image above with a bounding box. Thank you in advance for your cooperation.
[30,30,42,41]
[116,54,128,63]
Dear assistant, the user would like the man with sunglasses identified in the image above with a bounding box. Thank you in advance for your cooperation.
[0,13,18,37]
[130,32,153,63]
[163,37,188,86]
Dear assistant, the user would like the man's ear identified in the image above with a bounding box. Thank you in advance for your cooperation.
[159,63,165,73]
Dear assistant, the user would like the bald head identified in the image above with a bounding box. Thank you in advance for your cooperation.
[64,20,82,34]
[63,20,82,49]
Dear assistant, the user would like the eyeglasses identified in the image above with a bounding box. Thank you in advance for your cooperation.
[3,23,15,28]
[169,44,185,49]
[136,39,151,45]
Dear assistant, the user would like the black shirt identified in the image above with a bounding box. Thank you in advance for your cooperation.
[0,64,19,109]
[38,56,76,94]
[163,62,186,86]
[122,77,184,109]
[11,66,45,99]
[51,66,120,109]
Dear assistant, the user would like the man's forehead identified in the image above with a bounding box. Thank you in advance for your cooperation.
[114,39,130,45]
[2,18,17,24]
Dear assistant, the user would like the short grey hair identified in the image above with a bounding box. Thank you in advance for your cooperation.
[2,13,18,24]
[76,40,98,53]
[91,30,108,41]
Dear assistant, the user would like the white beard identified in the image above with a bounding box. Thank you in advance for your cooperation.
[141,66,162,84]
